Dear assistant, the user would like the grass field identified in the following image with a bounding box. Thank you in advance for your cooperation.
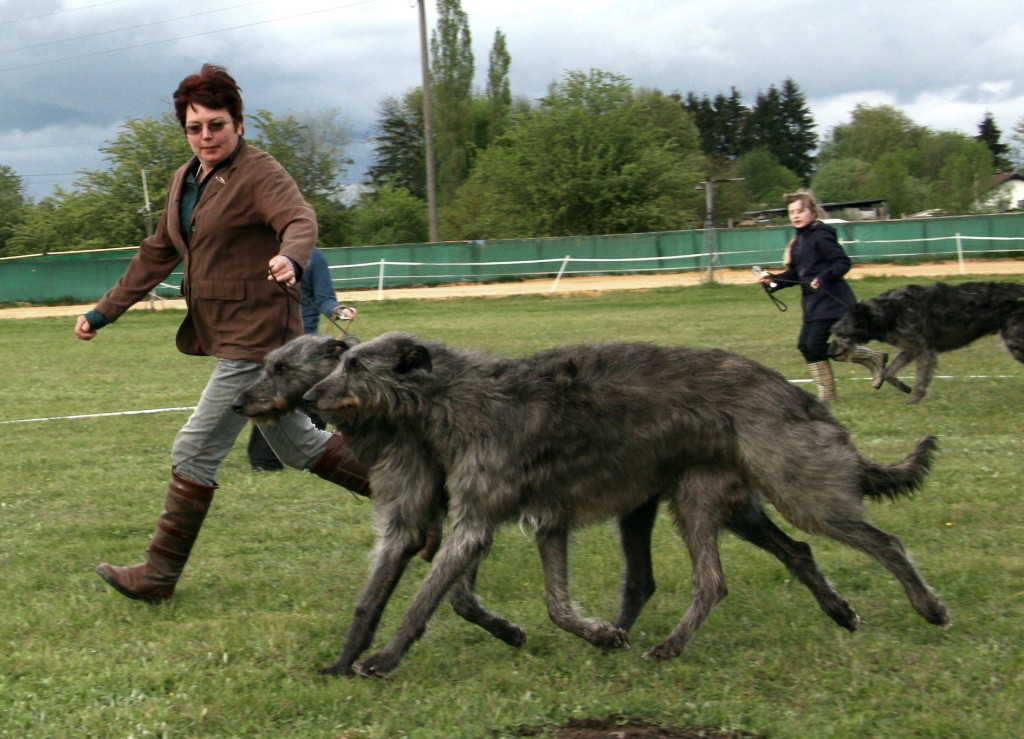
[1,275,1022,738]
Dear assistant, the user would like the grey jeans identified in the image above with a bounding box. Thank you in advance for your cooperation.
[172,358,330,486]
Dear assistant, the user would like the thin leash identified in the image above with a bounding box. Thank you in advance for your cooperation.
[753,267,855,313]
[272,274,354,340]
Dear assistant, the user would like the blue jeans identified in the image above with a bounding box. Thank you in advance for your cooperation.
[171,358,330,486]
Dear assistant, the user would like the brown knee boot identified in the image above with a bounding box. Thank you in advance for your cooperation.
[807,360,837,402]
[309,432,371,497]
[96,473,215,604]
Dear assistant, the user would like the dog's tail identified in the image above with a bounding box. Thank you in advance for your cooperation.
[859,435,938,501]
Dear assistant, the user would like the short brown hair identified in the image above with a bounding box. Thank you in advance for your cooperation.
[173,64,244,128]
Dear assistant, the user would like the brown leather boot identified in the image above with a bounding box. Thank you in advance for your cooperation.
[96,473,216,604]
[309,432,371,497]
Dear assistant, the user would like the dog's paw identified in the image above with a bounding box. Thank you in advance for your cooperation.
[590,621,630,649]
[353,652,400,679]
[317,662,355,677]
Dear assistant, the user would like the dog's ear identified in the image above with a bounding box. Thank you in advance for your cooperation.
[325,336,359,359]
[393,339,432,374]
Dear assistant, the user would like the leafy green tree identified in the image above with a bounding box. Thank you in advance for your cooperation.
[818,103,925,165]
[734,147,801,210]
[867,153,918,218]
[930,138,995,214]
[7,113,192,254]
[348,184,428,245]
[683,88,748,162]
[746,79,817,181]
[367,91,426,200]
[485,29,512,142]
[442,70,706,238]
[248,109,353,201]
[1009,113,1024,171]
[810,158,873,203]
[975,112,1013,172]
[431,0,475,203]
[0,164,27,256]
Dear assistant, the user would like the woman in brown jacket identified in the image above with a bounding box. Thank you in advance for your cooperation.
[75,64,367,604]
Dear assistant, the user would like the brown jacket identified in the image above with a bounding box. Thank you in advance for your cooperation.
[94,141,317,362]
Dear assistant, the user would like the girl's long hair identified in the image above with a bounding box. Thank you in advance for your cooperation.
[781,189,827,267]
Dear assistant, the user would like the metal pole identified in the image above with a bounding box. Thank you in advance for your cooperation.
[704,178,716,283]
[417,0,440,243]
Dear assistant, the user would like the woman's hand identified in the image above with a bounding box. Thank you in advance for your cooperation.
[267,255,297,286]
[74,315,97,341]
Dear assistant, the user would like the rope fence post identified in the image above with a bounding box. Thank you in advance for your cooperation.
[956,233,966,275]
[549,255,572,293]
[377,259,387,301]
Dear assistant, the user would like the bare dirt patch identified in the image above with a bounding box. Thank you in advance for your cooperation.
[512,715,763,738]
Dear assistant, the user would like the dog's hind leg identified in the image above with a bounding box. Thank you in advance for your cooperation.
[613,497,659,632]
[908,350,938,403]
[449,562,527,647]
[883,350,914,394]
[535,527,630,648]
[820,518,951,627]
[725,501,859,631]
[643,472,731,662]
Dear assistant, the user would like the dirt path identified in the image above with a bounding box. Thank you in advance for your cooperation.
[3,259,1022,320]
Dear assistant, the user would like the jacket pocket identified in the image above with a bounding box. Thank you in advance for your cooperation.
[189,278,246,301]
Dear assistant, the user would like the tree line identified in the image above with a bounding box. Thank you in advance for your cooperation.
[2,0,1022,258]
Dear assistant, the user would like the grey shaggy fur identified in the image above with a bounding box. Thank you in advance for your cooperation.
[230,333,526,648]
[829,280,1024,403]
[303,331,951,679]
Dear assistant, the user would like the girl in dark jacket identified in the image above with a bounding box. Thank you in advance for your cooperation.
[758,190,887,401]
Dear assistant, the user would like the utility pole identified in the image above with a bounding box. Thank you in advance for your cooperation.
[696,177,743,282]
[139,169,153,237]
[417,0,440,243]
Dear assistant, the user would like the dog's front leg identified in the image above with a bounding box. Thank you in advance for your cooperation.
[535,527,629,648]
[319,534,419,676]
[353,526,495,678]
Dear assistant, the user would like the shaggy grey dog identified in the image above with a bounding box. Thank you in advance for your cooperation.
[304,332,950,679]
[230,333,526,647]
[829,280,1024,403]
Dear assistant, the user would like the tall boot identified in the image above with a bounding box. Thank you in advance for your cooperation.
[807,360,837,402]
[847,346,888,389]
[96,473,216,604]
[309,432,371,497]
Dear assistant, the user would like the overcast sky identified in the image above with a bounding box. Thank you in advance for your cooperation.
[3,0,1023,199]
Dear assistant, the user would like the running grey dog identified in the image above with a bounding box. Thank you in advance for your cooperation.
[232,333,685,650]
[829,280,1024,403]
[304,331,950,679]
[230,333,526,647]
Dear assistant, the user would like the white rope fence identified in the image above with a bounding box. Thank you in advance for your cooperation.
[328,234,1024,299]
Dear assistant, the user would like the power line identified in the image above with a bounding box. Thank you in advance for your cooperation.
[0,0,380,73]
[0,1,280,56]
[0,0,128,27]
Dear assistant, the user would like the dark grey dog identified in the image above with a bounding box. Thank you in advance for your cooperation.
[230,333,526,647]
[829,280,1024,403]
[304,331,950,679]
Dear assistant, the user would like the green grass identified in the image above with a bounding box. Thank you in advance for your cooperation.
[1,275,1022,738]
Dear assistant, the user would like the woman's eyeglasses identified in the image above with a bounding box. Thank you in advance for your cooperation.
[184,120,229,136]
